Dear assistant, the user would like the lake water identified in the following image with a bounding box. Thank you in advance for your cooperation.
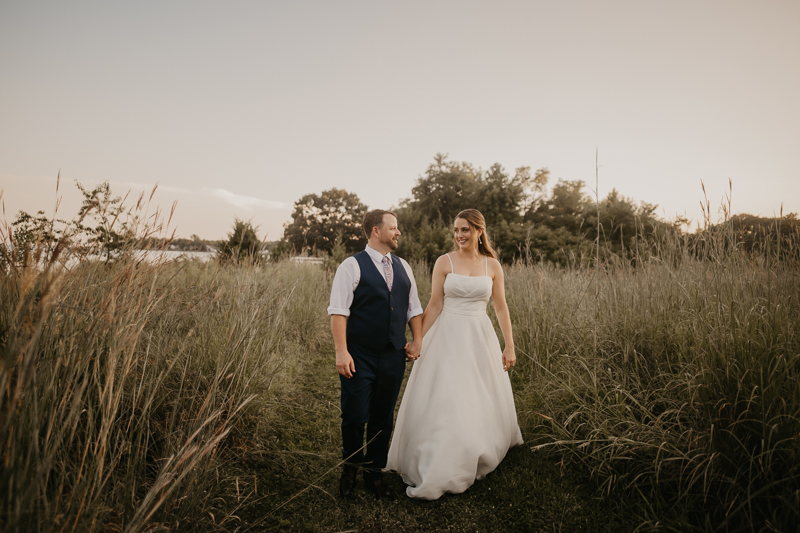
[7,249,319,269]
[135,250,216,262]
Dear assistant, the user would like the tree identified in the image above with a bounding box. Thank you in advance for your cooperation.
[473,163,527,226]
[73,181,136,261]
[691,212,800,261]
[393,205,453,265]
[524,167,550,214]
[409,153,481,223]
[282,188,368,255]
[526,179,589,235]
[592,189,644,256]
[397,155,534,263]
[218,218,263,263]
[2,181,136,267]
[727,213,799,252]
[1,210,66,268]
[577,189,674,261]
[524,224,592,266]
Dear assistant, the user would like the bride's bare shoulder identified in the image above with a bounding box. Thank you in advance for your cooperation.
[487,256,504,277]
[433,254,453,273]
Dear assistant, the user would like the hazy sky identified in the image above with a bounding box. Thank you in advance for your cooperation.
[2,1,798,240]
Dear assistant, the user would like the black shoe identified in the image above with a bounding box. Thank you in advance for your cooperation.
[369,479,395,501]
[339,469,357,498]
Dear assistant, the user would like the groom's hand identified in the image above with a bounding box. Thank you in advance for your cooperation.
[336,350,356,379]
[404,340,421,361]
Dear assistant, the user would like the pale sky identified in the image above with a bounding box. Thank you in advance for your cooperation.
[1,1,798,240]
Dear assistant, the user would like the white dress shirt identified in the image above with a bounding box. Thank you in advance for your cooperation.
[327,245,424,322]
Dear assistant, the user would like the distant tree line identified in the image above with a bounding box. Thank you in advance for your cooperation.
[277,153,799,265]
[686,212,800,262]
[278,153,722,265]
[4,160,798,268]
[2,181,270,267]
[140,235,217,252]
[141,218,268,263]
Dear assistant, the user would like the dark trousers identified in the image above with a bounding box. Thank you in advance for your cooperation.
[340,342,406,483]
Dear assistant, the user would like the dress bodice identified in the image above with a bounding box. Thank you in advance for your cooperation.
[442,274,492,316]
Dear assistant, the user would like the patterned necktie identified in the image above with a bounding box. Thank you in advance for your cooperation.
[382,255,393,291]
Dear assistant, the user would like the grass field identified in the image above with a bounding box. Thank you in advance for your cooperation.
[1,222,798,532]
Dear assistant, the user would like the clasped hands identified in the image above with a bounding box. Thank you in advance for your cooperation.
[404,339,421,361]
[336,340,421,379]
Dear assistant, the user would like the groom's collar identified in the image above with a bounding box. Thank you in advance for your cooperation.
[365,244,392,264]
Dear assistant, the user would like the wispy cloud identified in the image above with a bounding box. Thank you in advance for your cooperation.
[203,188,286,210]
[109,182,286,210]
[24,178,288,212]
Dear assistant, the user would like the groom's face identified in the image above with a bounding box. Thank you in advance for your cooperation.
[375,214,401,250]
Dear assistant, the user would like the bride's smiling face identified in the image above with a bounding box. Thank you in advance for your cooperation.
[454,218,481,251]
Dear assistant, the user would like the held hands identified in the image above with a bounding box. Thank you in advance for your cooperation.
[404,339,421,361]
[336,350,356,379]
[502,345,516,372]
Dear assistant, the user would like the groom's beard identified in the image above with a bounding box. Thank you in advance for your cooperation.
[380,235,399,250]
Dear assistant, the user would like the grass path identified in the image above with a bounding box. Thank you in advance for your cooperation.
[233,340,637,533]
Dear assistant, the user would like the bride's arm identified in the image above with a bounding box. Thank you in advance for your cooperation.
[490,258,516,371]
[420,255,449,338]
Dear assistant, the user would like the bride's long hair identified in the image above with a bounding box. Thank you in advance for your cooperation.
[453,209,498,260]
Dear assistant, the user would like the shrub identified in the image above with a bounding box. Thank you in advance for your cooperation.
[218,218,263,263]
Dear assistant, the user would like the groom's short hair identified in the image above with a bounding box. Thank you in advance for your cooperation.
[363,209,396,238]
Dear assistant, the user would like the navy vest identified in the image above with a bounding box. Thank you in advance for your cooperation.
[346,250,411,351]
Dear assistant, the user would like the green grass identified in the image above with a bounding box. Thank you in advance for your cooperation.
[236,343,633,533]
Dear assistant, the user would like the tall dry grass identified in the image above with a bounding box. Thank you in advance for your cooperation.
[507,217,800,531]
[4,183,798,532]
[0,234,323,531]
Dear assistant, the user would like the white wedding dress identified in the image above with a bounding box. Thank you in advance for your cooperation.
[386,255,523,500]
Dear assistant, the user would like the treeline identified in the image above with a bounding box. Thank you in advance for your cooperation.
[278,153,799,264]
[3,182,267,266]
[141,235,218,252]
[689,211,800,262]
[4,157,798,267]
[139,220,272,263]
[392,153,669,264]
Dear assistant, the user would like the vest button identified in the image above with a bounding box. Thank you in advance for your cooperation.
[391,307,394,311]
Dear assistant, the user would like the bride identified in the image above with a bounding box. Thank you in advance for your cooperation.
[386,209,523,499]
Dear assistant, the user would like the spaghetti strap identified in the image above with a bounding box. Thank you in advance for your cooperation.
[445,253,454,274]
[485,256,488,276]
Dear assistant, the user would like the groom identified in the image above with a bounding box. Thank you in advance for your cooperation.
[328,209,423,500]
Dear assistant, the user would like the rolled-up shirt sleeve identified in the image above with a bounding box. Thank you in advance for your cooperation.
[327,257,359,316]
[400,259,424,322]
